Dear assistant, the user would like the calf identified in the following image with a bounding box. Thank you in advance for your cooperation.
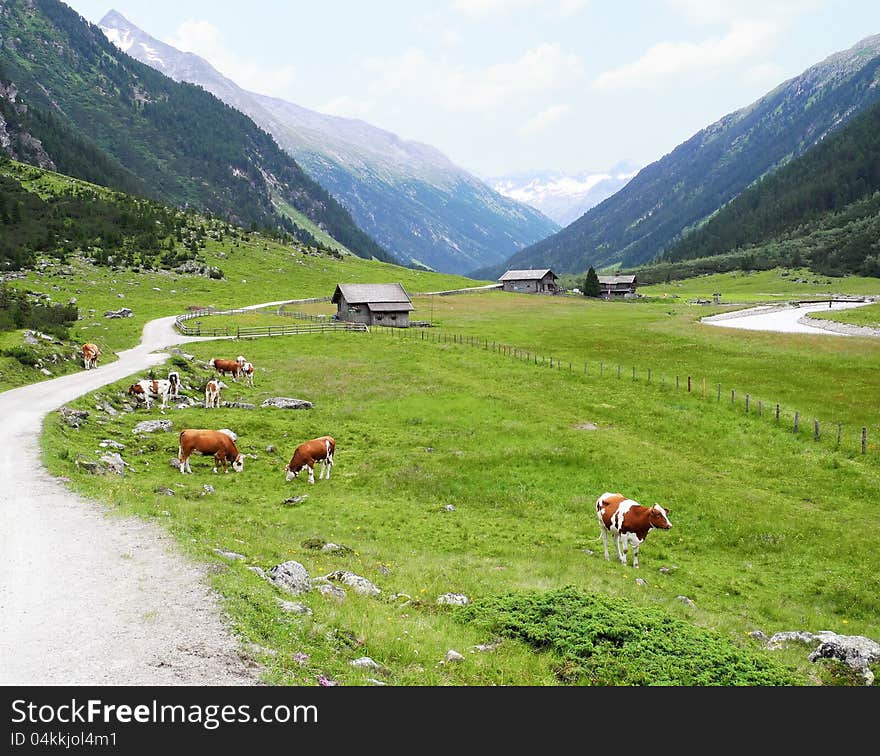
[204,379,227,409]
[209,358,241,382]
[167,370,181,399]
[127,378,173,409]
[82,343,101,370]
[285,436,335,484]
[595,491,671,569]
[240,361,255,387]
[178,429,244,474]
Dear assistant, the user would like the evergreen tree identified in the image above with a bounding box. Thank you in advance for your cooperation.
[583,267,602,297]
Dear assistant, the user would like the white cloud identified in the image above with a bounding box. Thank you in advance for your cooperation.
[519,104,572,135]
[363,43,584,112]
[164,20,297,98]
[452,0,588,18]
[593,18,780,91]
[319,95,376,120]
[741,61,787,87]
[667,0,825,26]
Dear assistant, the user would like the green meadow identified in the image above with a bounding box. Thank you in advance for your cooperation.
[40,320,880,685]
[809,302,880,329]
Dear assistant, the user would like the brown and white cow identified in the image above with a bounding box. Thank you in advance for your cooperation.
[209,358,241,381]
[127,378,173,409]
[178,428,244,474]
[239,360,255,387]
[82,343,101,370]
[285,436,335,484]
[595,491,671,569]
[204,378,227,409]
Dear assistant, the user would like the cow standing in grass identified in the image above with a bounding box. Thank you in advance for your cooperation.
[82,343,101,370]
[595,492,671,569]
[178,429,244,474]
[285,436,335,484]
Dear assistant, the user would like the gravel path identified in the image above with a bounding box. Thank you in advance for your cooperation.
[701,300,876,335]
[0,315,262,685]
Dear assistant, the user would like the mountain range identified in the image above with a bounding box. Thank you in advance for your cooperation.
[488,163,639,227]
[98,10,559,275]
[0,0,395,264]
[486,32,880,279]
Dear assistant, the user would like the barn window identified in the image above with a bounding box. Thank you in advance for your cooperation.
[376,314,383,321]
[391,315,397,320]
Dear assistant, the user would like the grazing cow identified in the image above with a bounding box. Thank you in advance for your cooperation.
[595,491,672,569]
[82,343,101,370]
[204,378,227,409]
[127,379,173,409]
[285,436,335,484]
[240,361,255,387]
[178,428,244,474]
[209,358,241,382]
[167,371,181,399]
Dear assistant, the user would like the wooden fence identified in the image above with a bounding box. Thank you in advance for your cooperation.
[371,324,877,457]
[174,306,365,337]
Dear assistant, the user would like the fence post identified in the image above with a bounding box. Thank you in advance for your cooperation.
[648,368,651,382]
[600,363,604,376]
[717,384,721,402]
[584,361,588,374]
[632,366,636,381]
[794,412,799,433]
[814,420,820,441]
[676,375,680,390]
[687,376,691,393]
[731,389,735,404]
[745,394,750,413]
[702,378,706,398]
[837,422,842,446]
[662,376,666,388]
[862,427,868,454]
[758,400,763,417]
[617,365,621,379]
[776,404,780,422]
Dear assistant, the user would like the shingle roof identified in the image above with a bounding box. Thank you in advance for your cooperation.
[499,269,557,281]
[367,301,415,312]
[598,275,637,285]
[333,283,413,305]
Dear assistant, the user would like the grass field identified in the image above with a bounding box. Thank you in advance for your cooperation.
[809,302,880,329]
[40,326,880,685]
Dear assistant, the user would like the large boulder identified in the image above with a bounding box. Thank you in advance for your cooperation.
[261,397,314,410]
[104,307,133,318]
[323,570,380,596]
[765,630,880,685]
[59,407,89,429]
[132,419,173,434]
[267,561,312,596]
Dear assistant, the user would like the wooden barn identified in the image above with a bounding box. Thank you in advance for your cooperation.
[499,268,561,294]
[598,274,638,298]
[332,283,415,328]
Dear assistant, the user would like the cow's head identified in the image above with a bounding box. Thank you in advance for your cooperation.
[231,454,244,473]
[285,465,300,482]
[236,355,247,365]
[649,504,672,529]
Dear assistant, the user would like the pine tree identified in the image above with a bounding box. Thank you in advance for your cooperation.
[583,267,601,297]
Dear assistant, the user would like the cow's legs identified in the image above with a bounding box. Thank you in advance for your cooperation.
[631,540,640,569]
[307,465,315,484]
[614,532,627,565]
[600,527,609,560]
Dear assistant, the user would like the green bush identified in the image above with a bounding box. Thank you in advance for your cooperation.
[460,587,804,686]
[1,346,39,366]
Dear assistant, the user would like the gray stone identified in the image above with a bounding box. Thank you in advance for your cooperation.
[213,549,246,561]
[474,640,502,653]
[261,397,314,410]
[169,457,181,470]
[59,406,89,428]
[282,495,308,506]
[98,439,125,450]
[265,444,276,453]
[268,560,312,596]
[222,402,256,410]
[247,566,267,579]
[749,630,769,642]
[76,459,104,475]
[367,678,387,686]
[444,649,465,663]
[349,656,381,670]
[323,570,380,596]
[389,593,412,604]
[23,330,40,345]
[39,368,52,376]
[315,583,346,602]
[320,542,353,555]
[766,630,880,685]
[201,484,215,496]
[154,487,175,496]
[676,595,696,608]
[98,452,128,475]
[133,419,173,434]
[104,307,133,318]
[436,592,470,606]
[276,600,313,616]
[443,504,456,512]
[635,578,648,586]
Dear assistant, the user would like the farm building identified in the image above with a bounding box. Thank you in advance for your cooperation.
[499,269,561,294]
[598,275,638,298]
[332,283,415,328]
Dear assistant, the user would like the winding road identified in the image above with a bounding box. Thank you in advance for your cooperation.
[701,300,876,335]
[0,314,263,685]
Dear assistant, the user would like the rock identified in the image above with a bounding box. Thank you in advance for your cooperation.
[101,404,119,417]
[201,484,215,496]
[425,447,435,452]
[282,495,308,506]
[76,459,104,475]
[444,650,465,663]
[213,549,245,561]
[367,678,387,686]
[659,565,679,574]
[349,657,381,670]
[98,452,129,475]
[321,543,353,555]
[169,457,181,470]
[39,368,52,376]
[443,504,456,512]
[133,419,173,434]
[261,397,314,410]
[473,640,502,653]
[98,439,125,450]
[765,630,880,685]
[104,307,133,318]
[389,593,412,604]
[154,487,175,496]
[222,401,256,410]
[277,600,313,616]
[315,583,346,602]
[247,566,267,579]
[265,444,276,453]
[676,595,696,608]
[436,592,470,606]
[59,406,89,429]
[217,429,238,442]
[635,578,648,586]
[267,560,312,596]
[749,630,769,643]
[23,330,39,345]
[323,570,381,596]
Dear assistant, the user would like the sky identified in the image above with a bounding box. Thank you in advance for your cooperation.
[62,0,880,178]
